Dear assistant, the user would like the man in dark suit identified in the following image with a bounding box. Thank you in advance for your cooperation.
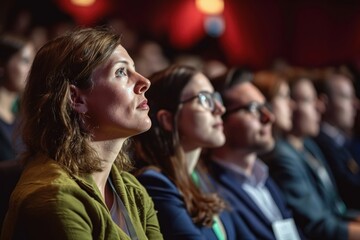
[313,70,360,210]
[265,75,360,240]
[208,69,303,240]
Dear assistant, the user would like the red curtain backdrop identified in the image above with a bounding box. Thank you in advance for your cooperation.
[57,0,360,69]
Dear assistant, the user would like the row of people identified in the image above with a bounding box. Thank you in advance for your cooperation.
[257,71,360,240]
[1,27,360,240]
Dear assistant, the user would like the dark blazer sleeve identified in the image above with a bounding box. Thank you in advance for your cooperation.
[0,129,16,162]
[137,169,209,240]
[208,160,289,240]
[266,140,348,240]
[314,131,360,210]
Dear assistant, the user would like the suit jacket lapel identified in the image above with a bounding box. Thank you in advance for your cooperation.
[210,160,273,226]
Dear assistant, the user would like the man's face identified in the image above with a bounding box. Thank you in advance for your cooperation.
[326,76,357,133]
[223,82,275,154]
[291,79,321,137]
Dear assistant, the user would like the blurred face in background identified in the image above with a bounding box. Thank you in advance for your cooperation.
[4,42,35,92]
[325,75,357,134]
[291,78,321,138]
[271,81,293,132]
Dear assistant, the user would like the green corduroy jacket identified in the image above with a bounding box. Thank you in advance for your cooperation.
[1,155,163,240]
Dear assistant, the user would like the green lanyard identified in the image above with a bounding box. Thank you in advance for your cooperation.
[191,171,226,240]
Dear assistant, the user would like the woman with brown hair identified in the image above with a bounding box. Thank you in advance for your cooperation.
[132,65,252,239]
[1,27,162,240]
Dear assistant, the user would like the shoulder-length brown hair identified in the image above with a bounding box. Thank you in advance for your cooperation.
[20,27,132,174]
[132,64,225,227]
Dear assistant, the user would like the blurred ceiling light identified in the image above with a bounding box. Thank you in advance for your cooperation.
[204,15,225,37]
[196,0,224,15]
[71,0,95,7]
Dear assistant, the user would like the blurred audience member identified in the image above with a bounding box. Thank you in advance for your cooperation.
[105,16,139,54]
[253,70,294,138]
[0,33,35,161]
[265,74,360,240]
[133,40,169,78]
[174,54,204,71]
[313,68,360,210]
[28,25,49,51]
[203,59,228,79]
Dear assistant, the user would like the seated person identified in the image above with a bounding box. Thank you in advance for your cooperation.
[313,69,360,210]
[207,68,303,240]
[264,74,360,240]
[1,27,163,239]
[132,65,254,240]
[0,33,35,161]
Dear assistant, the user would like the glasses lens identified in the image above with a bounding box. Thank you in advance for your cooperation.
[248,102,259,114]
[199,92,214,111]
[213,92,223,106]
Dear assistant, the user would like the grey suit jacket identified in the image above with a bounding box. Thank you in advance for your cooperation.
[263,138,348,240]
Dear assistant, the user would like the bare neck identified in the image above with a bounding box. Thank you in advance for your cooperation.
[90,138,125,199]
[184,147,202,174]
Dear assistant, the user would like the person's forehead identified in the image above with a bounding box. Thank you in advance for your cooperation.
[226,82,265,104]
[181,73,212,96]
[110,45,134,66]
[294,80,314,95]
[330,76,353,90]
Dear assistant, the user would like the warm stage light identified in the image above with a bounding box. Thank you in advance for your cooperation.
[71,0,95,7]
[196,0,224,15]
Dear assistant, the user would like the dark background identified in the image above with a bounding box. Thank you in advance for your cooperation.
[1,0,360,71]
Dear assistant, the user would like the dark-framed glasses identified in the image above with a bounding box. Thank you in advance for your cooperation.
[223,101,273,123]
[180,91,223,112]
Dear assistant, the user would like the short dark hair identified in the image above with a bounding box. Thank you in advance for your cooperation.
[211,67,253,108]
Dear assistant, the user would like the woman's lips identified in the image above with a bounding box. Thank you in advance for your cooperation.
[137,99,149,110]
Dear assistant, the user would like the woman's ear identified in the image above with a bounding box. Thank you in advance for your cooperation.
[69,85,87,114]
[157,110,174,131]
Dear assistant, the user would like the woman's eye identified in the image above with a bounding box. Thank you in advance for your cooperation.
[115,67,127,77]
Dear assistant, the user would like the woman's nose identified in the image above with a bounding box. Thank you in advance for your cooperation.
[213,99,226,115]
[134,72,151,94]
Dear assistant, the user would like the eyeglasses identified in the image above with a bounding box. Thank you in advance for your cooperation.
[180,91,223,113]
[223,101,273,123]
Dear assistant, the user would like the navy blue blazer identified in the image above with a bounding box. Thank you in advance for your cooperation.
[265,138,349,240]
[0,128,16,162]
[314,129,360,210]
[207,160,301,240]
[137,169,253,240]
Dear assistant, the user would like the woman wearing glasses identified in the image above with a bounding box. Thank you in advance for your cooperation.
[131,65,253,239]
